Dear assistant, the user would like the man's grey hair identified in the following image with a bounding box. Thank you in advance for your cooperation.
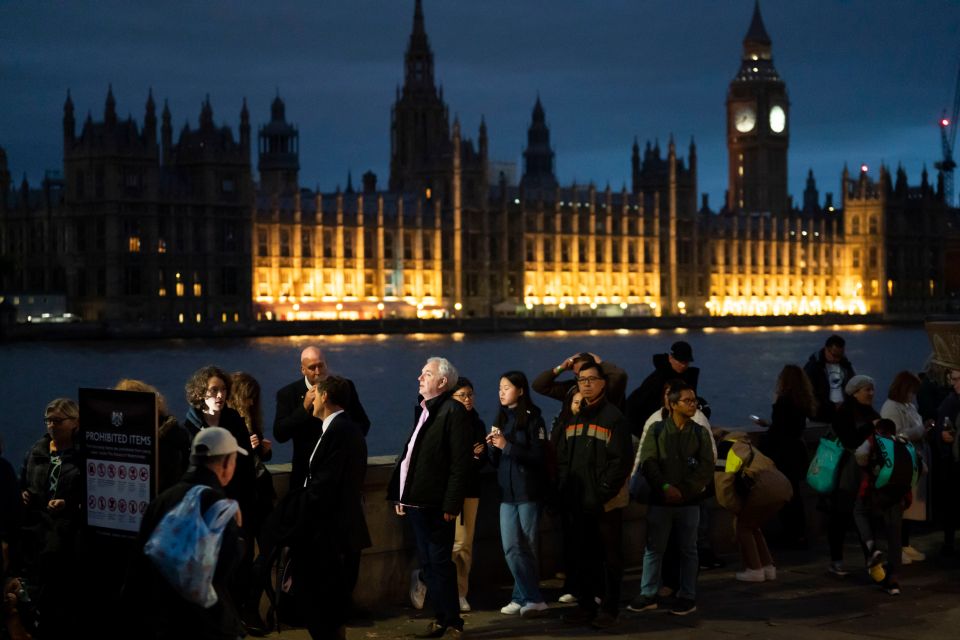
[427,356,459,390]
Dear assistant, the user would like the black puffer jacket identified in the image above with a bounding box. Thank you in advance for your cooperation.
[386,390,472,515]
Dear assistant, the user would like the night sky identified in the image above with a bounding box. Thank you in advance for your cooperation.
[2,0,958,209]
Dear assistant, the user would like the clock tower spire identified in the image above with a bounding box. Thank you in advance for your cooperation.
[726,1,789,215]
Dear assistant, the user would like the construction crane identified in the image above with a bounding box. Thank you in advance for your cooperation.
[936,61,960,206]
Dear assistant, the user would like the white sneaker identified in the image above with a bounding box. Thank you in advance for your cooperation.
[409,569,427,610]
[500,601,522,615]
[762,565,777,581]
[903,545,926,562]
[558,593,577,604]
[901,551,913,565]
[459,596,471,612]
[735,568,766,582]
[520,601,549,618]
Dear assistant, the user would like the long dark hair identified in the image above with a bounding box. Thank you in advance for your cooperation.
[776,364,817,417]
[493,370,539,433]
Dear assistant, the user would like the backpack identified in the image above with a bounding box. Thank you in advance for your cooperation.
[716,438,792,513]
[872,434,919,491]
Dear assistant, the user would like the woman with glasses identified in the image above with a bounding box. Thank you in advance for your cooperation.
[448,377,487,613]
[19,398,83,637]
[487,371,549,618]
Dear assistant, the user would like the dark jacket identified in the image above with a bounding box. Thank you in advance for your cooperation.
[488,406,547,503]
[126,465,245,640]
[935,392,960,461]
[532,360,628,411]
[20,434,84,533]
[759,395,810,482]
[640,415,714,506]
[273,377,370,491]
[832,396,879,452]
[183,406,256,528]
[556,395,633,514]
[463,408,488,499]
[157,415,191,493]
[302,412,371,552]
[386,390,472,515]
[625,353,700,438]
[804,349,855,422]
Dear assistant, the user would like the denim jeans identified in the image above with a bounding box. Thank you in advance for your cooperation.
[499,501,543,604]
[408,507,463,630]
[641,505,700,600]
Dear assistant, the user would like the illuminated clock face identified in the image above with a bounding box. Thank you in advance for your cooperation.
[769,105,786,133]
[734,105,756,133]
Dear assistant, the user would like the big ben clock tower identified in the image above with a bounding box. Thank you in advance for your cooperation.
[727,1,789,215]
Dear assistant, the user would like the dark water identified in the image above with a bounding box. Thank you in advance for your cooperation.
[0,324,933,467]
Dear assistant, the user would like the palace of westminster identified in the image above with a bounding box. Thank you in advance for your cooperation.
[1,1,958,326]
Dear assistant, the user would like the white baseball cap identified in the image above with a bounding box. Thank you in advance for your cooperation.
[191,426,248,460]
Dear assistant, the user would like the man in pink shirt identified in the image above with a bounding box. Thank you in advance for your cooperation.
[387,357,472,639]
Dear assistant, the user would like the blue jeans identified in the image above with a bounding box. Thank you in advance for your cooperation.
[641,505,700,600]
[499,502,543,604]
[407,507,463,630]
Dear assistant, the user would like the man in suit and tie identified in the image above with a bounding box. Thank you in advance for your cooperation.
[294,375,370,640]
[273,346,370,491]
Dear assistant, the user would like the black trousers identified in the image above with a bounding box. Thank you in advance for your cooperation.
[570,507,624,615]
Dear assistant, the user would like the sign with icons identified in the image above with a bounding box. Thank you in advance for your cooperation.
[80,388,157,537]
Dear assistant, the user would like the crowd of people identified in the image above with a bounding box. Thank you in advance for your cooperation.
[0,335,959,640]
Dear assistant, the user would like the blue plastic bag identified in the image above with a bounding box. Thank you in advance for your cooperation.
[143,484,239,608]
[806,437,843,494]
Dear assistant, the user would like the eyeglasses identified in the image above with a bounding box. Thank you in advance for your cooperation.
[576,376,602,385]
[676,397,698,406]
[205,387,227,398]
[453,392,475,400]
[950,374,960,383]
[44,416,70,425]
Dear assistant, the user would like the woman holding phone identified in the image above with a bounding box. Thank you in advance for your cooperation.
[487,371,549,618]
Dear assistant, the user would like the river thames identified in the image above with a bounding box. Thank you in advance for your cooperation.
[0,324,934,465]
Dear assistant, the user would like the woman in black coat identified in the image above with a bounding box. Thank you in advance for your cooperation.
[757,365,817,547]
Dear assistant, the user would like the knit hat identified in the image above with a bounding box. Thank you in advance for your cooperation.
[844,374,875,395]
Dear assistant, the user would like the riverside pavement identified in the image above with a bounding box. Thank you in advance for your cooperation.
[267,529,960,639]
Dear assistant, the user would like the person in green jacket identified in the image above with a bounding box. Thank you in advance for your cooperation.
[628,382,714,617]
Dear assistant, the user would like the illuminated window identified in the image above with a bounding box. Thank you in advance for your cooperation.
[221,313,227,323]
[178,313,184,324]
[128,236,141,252]
[157,238,166,253]
[195,313,202,323]
[233,312,239,322]
[193,281,202,296]
[175,282,185,297]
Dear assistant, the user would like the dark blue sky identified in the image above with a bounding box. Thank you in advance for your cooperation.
[2,0,958,208]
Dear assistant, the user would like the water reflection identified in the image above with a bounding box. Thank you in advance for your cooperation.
[0,325,931,469]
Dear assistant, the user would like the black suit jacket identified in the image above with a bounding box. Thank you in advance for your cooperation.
[304,412,371,552]
[273,377,370,490]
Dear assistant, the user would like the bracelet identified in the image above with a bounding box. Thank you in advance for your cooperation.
[554,365,564,375]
